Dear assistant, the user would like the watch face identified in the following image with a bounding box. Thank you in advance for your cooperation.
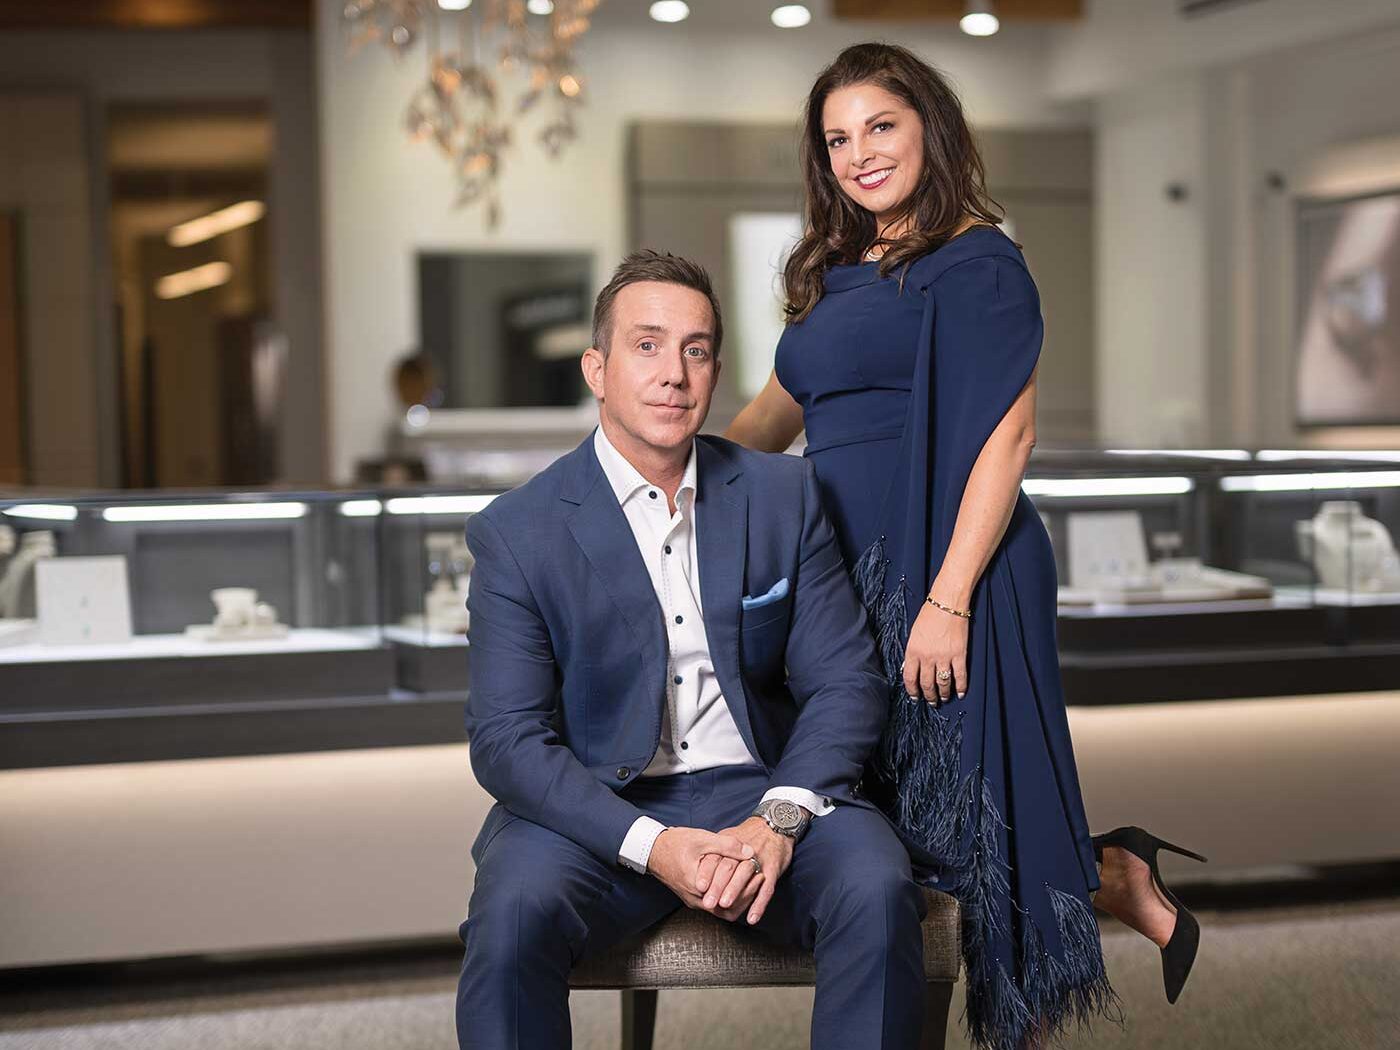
[770,800,802,830]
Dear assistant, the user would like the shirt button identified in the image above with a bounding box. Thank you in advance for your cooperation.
[617,766,631,780]
[674,614,683,624]
[674,675,683,685]
[680,741,689,750]
[664,545,672,554]
[648,490,657,499]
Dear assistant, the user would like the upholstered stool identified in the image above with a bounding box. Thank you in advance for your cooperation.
[569,885,960,1050]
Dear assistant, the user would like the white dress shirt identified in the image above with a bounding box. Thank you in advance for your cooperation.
[592,426,834,875]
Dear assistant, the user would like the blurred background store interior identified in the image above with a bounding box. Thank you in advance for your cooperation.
[1,2,1398,1048]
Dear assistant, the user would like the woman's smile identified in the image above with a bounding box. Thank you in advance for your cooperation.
[855,166,895,190]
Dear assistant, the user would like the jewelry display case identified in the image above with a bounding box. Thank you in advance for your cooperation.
[3,451,1395,765]
[1028,450,1400,703]
[0,489,453,768]
[373,490,498,694]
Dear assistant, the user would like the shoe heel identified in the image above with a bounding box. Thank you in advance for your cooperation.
[1093,825,1207,866]
[1153,836,1208,864]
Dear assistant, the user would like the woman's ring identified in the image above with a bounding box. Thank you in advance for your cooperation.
[936,669,952,683]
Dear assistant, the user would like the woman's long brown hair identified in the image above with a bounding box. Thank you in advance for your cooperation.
[783,42,1005,323]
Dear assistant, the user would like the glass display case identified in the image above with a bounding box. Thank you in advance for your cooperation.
[0,488,443,768]
[1026,449,1400,703]
[3,449,1396,764]
[374,489,500,693]
[0,488,382,654]
[1024,449,1400,607]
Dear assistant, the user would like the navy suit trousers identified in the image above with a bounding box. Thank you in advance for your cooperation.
[455,763,928,1050]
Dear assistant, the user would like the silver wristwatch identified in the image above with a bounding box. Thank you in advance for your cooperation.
[750,799,811,843]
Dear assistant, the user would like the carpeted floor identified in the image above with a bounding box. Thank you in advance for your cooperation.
[1,889,1395,1049]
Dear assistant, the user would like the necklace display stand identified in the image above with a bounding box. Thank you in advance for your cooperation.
[0,529,53,645]
[185,587,290,642]
[400,531,470,637]
[1295,500,1400,596]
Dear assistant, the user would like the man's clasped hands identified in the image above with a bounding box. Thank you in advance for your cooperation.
[645,814,802,926]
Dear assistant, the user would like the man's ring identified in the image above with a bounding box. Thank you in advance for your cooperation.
[749,856,762,875]
[936,669,952,683]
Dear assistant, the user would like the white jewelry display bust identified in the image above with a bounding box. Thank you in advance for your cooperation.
[0,525,36,647]
[185,587,290,642]
[0,530,55,642]
[1295,500,1400,593]
[402,531,470,636]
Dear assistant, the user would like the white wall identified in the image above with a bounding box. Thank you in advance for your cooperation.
[1048,0,1400,101]
[1093,72,1210,446]
[315,4,1087,481]
[1091,21,1400,448]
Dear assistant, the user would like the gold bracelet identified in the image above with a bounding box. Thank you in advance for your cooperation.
[925,596,972,619]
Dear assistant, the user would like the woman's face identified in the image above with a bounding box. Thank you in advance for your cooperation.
[821,82,924,227]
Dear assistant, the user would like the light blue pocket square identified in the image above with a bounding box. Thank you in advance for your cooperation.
[742,576,790,610]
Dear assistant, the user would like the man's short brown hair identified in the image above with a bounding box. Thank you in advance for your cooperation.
[591,249,724,358]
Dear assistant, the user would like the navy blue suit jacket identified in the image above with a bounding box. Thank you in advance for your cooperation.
[464,431,890,868]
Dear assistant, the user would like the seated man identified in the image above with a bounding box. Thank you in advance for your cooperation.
[456,250,928,1050]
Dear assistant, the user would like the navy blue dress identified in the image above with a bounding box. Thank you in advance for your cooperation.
[775,226,1119,1050]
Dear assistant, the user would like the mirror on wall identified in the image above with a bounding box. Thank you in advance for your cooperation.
[416,251,594,410]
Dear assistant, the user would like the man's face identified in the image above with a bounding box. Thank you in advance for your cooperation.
[581,280,721,456]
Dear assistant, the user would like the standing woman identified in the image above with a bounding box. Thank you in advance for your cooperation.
[726,43,1206,1050]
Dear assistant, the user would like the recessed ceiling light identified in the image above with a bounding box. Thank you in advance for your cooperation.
[526,0,554,14]
[649,1,689,23]
[437,0,471,10]
[154,261,233,300]
[960,1,999,36]
[167,200,265,248]
[771,4,811,28]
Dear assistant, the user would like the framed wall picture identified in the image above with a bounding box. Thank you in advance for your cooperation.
[1294,189,1400,426]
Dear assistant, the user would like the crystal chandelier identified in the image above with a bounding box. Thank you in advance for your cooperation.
[342,0,602,227]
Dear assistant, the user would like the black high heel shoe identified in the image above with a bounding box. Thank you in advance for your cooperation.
[1092,825,1207,1004]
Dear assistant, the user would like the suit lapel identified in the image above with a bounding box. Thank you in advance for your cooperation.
[563,446,667,685]
[695,440,759,764]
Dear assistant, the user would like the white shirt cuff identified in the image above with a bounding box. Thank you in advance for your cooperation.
[760,786,835,817]
[618,815,668,873]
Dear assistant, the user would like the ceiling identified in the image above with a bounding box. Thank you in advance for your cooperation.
[0,0,310,29]
[592,0,1081,29]
[833,0,1080,18]
[0,1,1081,32]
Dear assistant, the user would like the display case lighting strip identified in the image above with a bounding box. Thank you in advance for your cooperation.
[1021,476,1194,498]
[383,495,498,515]
[1253,449,1400,463]
[1103,448,1252,461]
[338,499,385,517]
[2,503,79,521]
[1219,470,1400,492]
[102,503,308,522]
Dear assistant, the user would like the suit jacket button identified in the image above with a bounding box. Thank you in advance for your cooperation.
[617,766,631,780]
